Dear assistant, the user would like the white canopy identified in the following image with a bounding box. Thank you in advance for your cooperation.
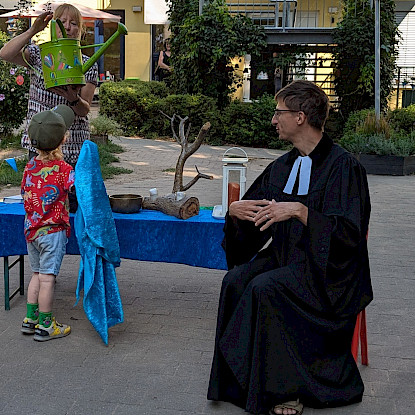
[0,1,121,22]
[144,0,170,25]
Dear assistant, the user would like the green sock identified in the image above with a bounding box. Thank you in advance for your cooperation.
[39,312,53,328]
[26,303,39,321]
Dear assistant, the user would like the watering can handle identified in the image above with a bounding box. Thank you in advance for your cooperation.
[51,19,67,41]
[21,44,42,77]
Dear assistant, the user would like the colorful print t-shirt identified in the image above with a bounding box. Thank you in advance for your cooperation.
[21,158,75,242]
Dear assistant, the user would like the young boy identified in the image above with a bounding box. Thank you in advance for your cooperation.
[20,104,75,341]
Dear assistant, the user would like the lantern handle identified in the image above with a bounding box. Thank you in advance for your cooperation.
[223,147,248,158]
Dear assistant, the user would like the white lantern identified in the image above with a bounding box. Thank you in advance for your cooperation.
[212,147,248,219]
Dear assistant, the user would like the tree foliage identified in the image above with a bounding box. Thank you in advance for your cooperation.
[168,0,267,108]
[0,31,30,136]
[332,0,398,118]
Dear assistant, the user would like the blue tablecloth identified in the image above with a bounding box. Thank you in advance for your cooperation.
[0,203,227,270]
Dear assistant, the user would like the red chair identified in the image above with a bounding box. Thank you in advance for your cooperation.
[351,230,369,365]
[351,309,368,365]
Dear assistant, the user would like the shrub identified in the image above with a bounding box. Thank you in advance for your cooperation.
[342,108,376,141]
[0,31,30,136]
[90,115,124,136]
[387,105,415,134]
[140,93,222,144]
[356,112,391,139]
[99,80,169,135]
[339,132,415,156]
[99,80,288,148]
[221,94,287,149]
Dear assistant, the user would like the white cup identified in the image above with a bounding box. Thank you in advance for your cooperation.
[149,188,158,201]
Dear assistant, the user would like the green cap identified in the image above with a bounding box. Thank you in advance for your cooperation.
[28,105,75,151]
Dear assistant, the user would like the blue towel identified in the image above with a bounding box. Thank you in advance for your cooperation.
[74,140,123,344]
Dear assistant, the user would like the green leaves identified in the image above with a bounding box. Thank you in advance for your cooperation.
[168,0,266,108]
[332,0,398,118]
[0,31,30,137]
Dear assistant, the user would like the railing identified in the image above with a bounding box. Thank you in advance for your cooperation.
[226,0,343,29]
[284,59,339,106]
[395,66,415,108]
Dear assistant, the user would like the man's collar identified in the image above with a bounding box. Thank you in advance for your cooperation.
[286,133,333,166]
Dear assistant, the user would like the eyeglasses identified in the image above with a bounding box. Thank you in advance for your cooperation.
[274,109,299,118]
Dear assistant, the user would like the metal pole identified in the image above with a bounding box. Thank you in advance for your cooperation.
[199,0,204,15]
[396,67,401,109]
[375,0,380,120]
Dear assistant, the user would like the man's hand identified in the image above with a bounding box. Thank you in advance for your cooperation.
[254,200,308,231]
[229,200,270,221]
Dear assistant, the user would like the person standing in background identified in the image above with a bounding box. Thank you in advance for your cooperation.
[157,38,172,84]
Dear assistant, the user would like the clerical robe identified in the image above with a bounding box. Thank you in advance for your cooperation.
[207,134,373,414]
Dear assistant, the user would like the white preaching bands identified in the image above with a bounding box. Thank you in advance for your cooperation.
[283,156,312,196]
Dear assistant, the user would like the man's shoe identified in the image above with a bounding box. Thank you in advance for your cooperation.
[21,317,39,334]
[33,318,71,341]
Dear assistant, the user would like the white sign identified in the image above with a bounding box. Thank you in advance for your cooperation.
[144,0,170,24]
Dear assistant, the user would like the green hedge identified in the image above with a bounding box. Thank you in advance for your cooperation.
[98,80,288,148]
[99,80,169,136]
[140,93,222,144]
[221,95,287,149]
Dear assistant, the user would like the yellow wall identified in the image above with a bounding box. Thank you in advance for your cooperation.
[104,0,151,80]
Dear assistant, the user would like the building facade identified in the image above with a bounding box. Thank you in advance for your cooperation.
[1,0,414,106]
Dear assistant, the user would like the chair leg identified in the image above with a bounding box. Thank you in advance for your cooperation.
[351,312,360,363]
[360,309,368,365]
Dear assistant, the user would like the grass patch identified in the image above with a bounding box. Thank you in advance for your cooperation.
[163,168,176,172]
[96,141,133,180]
[0,157,27,188]
[0,133,22,151]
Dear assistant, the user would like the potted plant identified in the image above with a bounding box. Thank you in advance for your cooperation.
[90,114,124,145]
[339,108,415,175]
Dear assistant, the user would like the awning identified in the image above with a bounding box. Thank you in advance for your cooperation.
[0,1,121,22]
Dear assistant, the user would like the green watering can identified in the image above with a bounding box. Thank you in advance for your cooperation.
[31,19,128,89]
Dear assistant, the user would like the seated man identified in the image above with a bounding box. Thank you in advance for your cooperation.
[207,80,372,415]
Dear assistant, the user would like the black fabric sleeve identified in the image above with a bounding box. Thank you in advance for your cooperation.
[221,163,274,269]
[306,155,372,313]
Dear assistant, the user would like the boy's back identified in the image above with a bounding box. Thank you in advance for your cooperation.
[22,157,74,242]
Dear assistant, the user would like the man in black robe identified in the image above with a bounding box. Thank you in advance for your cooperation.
[207,80,372,415]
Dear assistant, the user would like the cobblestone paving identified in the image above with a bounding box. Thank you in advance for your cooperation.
[1,134,414,415]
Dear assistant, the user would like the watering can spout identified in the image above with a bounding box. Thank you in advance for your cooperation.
[82,23,128,74]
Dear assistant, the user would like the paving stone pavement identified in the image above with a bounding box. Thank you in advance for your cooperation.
[1,135,415,415]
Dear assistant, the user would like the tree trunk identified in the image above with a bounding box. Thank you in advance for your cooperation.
[142,196,200,219]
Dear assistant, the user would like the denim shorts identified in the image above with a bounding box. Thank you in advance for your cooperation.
[27,230,68,276]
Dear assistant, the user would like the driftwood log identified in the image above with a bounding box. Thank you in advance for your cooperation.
[160,112,213,193]
[142,195,199,220]
[141,114,213,219]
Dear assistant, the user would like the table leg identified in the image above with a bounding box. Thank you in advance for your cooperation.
[3,255,25,310]
[4,256,9,311]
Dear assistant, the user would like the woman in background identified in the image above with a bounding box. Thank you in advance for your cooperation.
[157,38,171,84]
